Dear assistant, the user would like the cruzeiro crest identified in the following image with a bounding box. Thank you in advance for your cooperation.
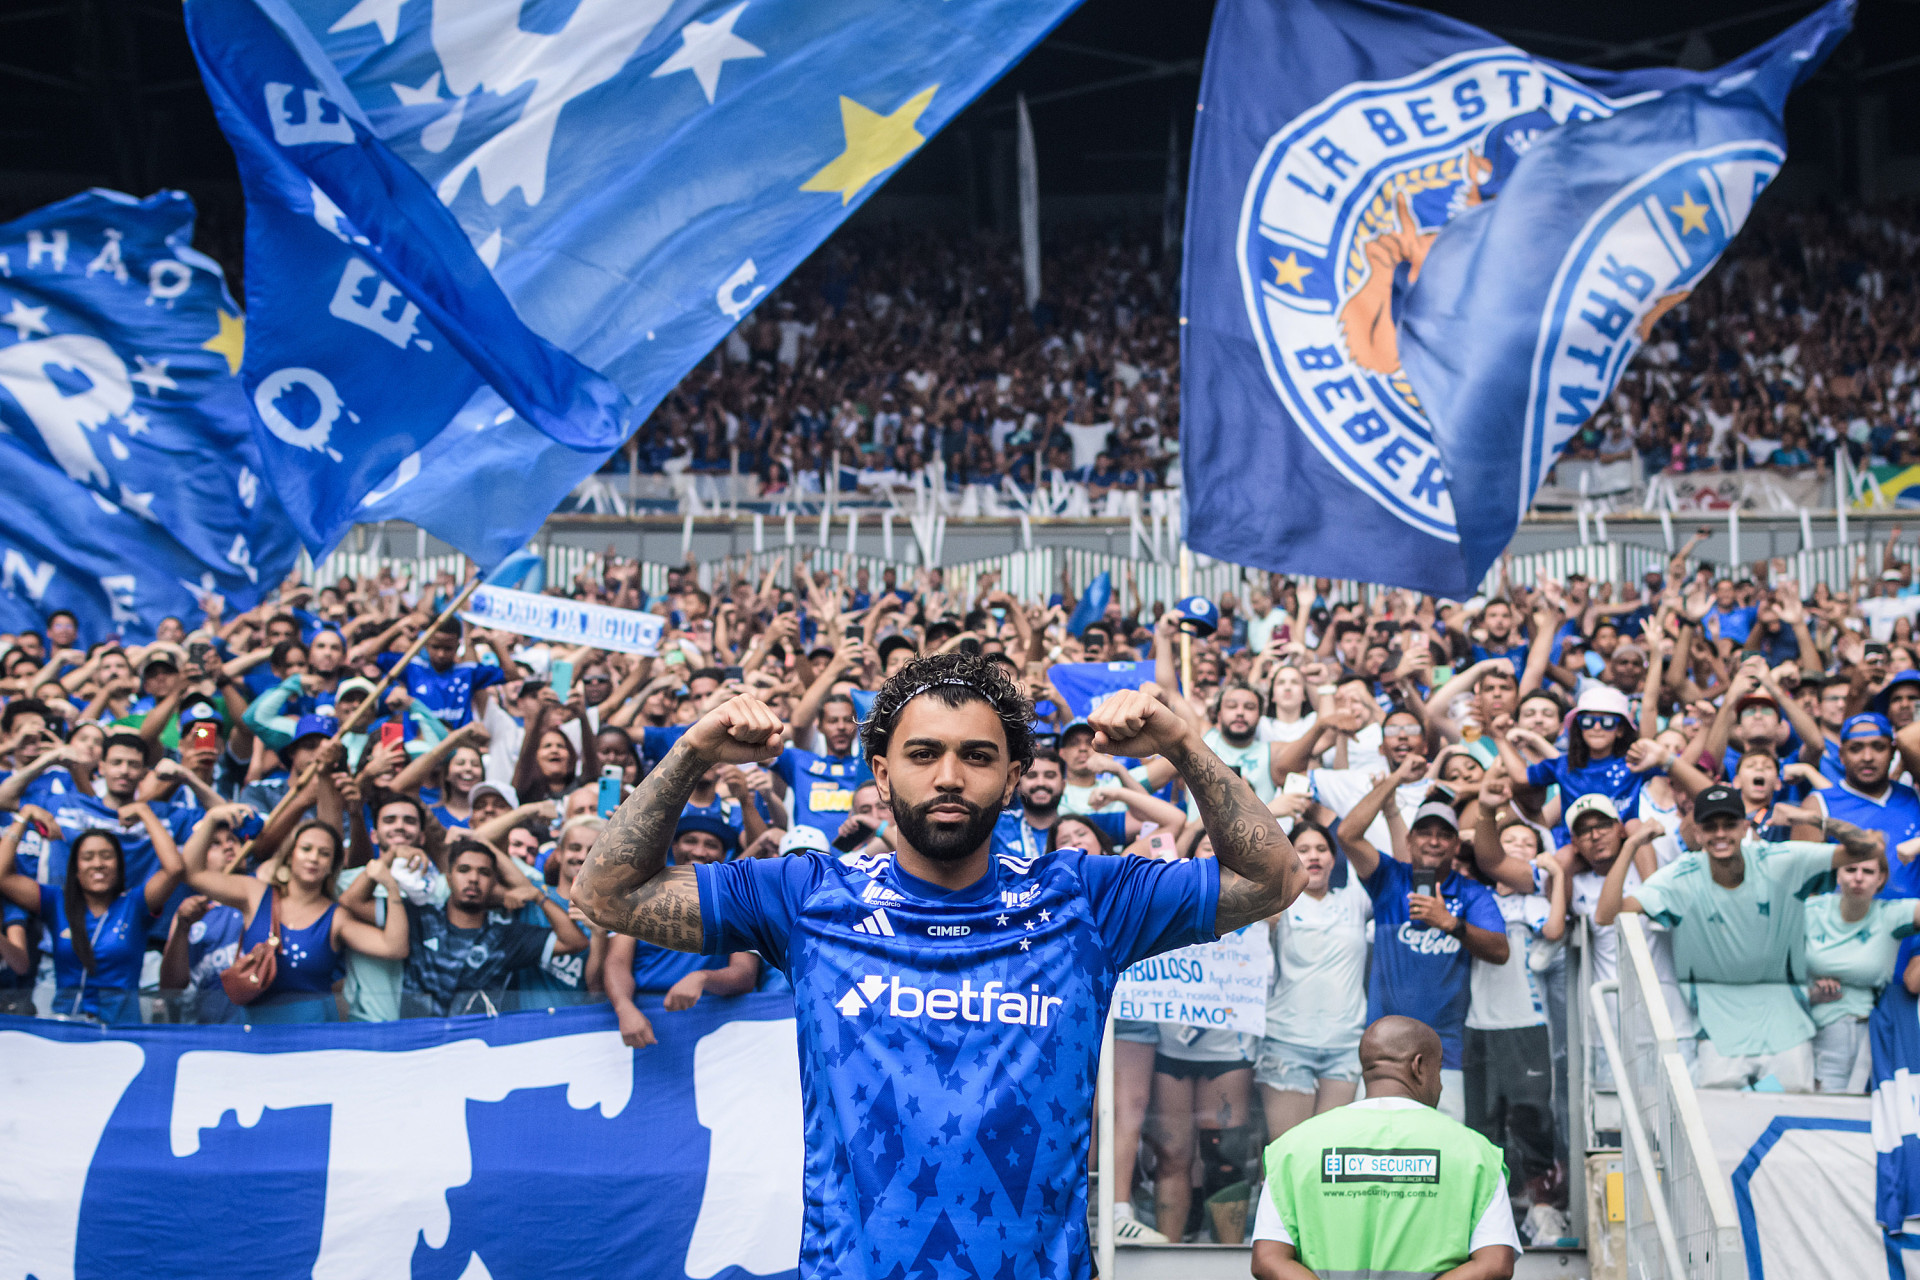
[1237,49,1774,543]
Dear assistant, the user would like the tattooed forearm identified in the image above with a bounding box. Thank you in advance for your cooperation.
[574,741,710,950]
[1826,818,1887,866]
[1166,737,1304,932]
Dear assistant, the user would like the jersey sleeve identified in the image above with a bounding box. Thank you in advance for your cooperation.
[1075,851,1220,969]
[1880,898,1920,942]
[1524,759,1559,791]
[1361,852,1408,902]
[467,663,506,692]
[1763,840,1841,898]
[1629,861,1689,929]
[695,854,827,970]
[1458,882,1506,935]
[1090,812,1129,848]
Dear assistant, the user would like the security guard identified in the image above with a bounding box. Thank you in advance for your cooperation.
[1252,1016,1520,1280]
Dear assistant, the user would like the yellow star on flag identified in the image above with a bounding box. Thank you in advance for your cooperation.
[1269,252,1313,291]
[202,309,245,375]
[1669,191,1710,236]
[801,86,939,205]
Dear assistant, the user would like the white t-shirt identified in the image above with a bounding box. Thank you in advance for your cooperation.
[1467,890,1550,1031]
[1247,608,1289,655]
[1203,730,1278,805]
[1311,768,1431,852]
[1266,884,1372,1048]
[1258,712,1318,744]
[1250,1098,1524,1254]
[1342,721,1386,774]
[480,699,526,787]
[1859,595,1920,641]
[1571,865,1640,983]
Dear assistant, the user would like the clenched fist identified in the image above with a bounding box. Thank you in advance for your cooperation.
[1088,689,1192,760]
[684,695,789,766]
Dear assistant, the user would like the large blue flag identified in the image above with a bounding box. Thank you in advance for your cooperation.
[0,190,299,641]
[186,0,1085,567]
[1,996,803,1279]
[1181,0,1850,596]
[1874,943,1920,1263]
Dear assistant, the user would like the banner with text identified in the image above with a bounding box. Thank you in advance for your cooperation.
[1112,925,1272,1036]
[461,584,664,655]
[0,997,799,1280]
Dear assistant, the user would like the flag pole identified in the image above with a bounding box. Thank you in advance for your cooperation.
[242,572,485,858]
[1179,545,1193,694]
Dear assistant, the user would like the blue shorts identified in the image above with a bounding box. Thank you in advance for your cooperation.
[1254,1037,1361,1093]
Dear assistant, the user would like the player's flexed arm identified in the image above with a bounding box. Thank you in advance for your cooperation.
[575,698,787,952]
[1090,689,1306,932]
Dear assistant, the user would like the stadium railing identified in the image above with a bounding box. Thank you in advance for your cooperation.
[1591,914,1743,1280]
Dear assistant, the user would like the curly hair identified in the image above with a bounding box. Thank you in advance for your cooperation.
[861,651,1035,766]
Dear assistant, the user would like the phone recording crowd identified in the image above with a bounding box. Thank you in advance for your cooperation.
[2,536,1920,1245]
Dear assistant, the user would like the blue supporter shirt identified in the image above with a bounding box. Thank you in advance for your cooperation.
[773,746,873,842]
[630,938,727,991]
[374,653,504,729]
[1358,857,1504,1069]
[1469,641,1527,678]
[1703,604,1758,645]
[1527,753,1648,815]
[695,845,1218,1280]
[1818,780,1920,898]
[991,809,1126,861]
[38,882,151,1017]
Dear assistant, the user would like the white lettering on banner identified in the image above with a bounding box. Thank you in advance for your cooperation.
[328,258,425,350]
[99,573,140,626]
[685,1018,803,1279]
[461,583,664,655]
[2,549,55,602]
[146,258,192,303]
[1113,924,1272,1035]
[0,1032,145,1280]
[717,258,765,319]
[264,83,355,146]
[0,333,133,489]
[253,367,347,460]
[26,229,67,271]
[85,229,127,284]
[360,450,421,508]
[170,1031,633,1280]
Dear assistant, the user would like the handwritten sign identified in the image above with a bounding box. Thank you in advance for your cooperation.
[1113,924,1271,1036]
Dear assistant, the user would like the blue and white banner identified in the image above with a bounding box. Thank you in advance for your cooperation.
[1113,925,1271,1036]
[1180,0,1850,596]
[0,190,300,641]
[185,0,1086,568]
[0,996,801,1280]
[1047,661,1154,719]
[1872,972,1920,1263]
[462,584,665,655]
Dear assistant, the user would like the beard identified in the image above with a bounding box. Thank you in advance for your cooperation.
[1021,786,1059,818]
[1218,722,1256,749]
[891,790,1001,863]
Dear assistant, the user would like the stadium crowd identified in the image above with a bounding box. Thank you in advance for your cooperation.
[612,201,1920,498]
[6,527,1920,1244]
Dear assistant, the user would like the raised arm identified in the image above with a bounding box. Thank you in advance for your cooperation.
[1088,689,1303,933]
[574,697,788,950]
[128,801,187,915]
[1468,771,1542,894]
[1336,757,1420,882]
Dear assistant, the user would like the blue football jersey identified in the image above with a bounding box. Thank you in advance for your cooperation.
[697,846,1218,1279]
[774,746,874,842]
[1818,780,1920,898]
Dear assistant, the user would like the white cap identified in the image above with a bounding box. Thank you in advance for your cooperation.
[1566,793,1621,829]
[779,825,831,855]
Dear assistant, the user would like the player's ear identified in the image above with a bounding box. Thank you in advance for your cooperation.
[870,755,891,804]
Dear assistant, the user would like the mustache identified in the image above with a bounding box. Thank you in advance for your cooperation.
[910,793,992,822]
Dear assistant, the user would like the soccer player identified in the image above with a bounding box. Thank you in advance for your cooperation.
[575,651,1303,1277]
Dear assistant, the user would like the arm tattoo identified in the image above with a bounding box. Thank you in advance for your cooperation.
[1166,738,1304,933]
[1827,818,1886,864]
[573,741,710,951]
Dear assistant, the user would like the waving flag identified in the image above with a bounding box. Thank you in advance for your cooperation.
[1180,0,1850,596]
[186,0,1086,566]
[0,190,299,641]
[1873,946,1920,1258]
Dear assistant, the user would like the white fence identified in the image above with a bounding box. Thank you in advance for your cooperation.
[1601,915,1744,1280]
[311,537,1905,608]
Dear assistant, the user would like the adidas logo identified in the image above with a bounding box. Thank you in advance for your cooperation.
[852,909,896,937]
[860,881,906,905]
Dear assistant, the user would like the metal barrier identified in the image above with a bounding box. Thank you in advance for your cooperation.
[1597,914,1744,1280]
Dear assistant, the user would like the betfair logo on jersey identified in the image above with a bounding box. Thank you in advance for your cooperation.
[1321,1147,1442,1185]
[833,974,1065,1027]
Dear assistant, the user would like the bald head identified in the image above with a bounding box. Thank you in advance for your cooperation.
[1358,1016,1444,1108]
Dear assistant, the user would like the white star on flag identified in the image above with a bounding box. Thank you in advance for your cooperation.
[1,299,49,341]
[1019,938,1031,951]
[131,356,177,396]
[651,2,764,104]
[392,72,443,108]
[118,485,156,520]
[121,410,150,436]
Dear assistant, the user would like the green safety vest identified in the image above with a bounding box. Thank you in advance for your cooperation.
[1262,1100,1508,1280]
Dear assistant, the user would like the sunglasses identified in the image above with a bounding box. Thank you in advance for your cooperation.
[1382,725,1424,739]
[1574,712,1623,732]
